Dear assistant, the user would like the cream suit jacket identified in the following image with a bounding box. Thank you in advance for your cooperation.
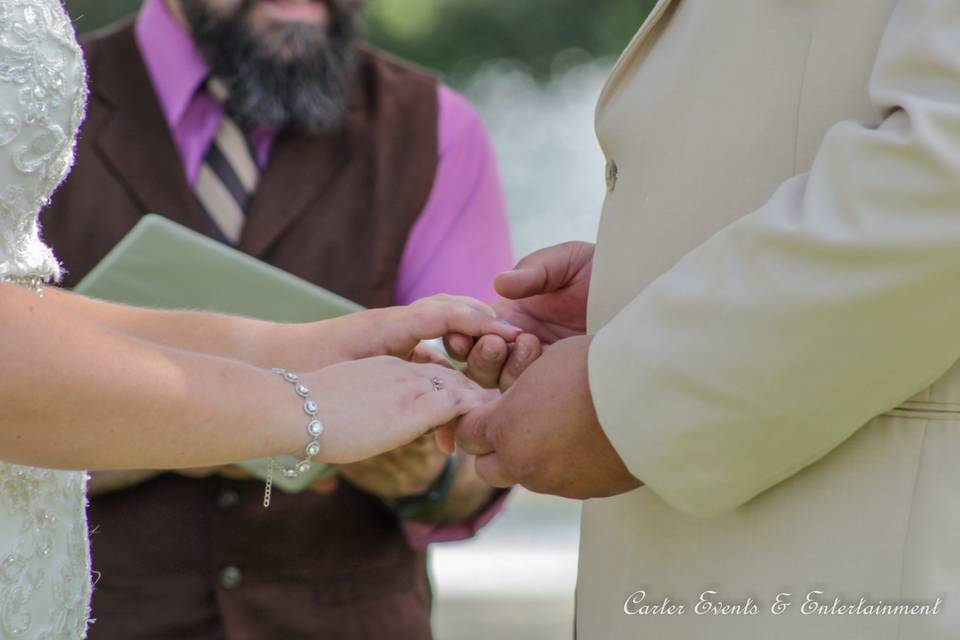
[582,0,960,638]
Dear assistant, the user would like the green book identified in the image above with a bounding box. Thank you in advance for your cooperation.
[75,214,363,492]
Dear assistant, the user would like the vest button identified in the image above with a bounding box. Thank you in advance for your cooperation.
[216,489,240,510]
[219,565,243,590]
[605,159,618,192]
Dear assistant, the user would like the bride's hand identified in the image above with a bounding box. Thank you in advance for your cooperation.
[270,295,523,370]
[360,294,522,359]
[173,296,514,482]
[297,357,497,464]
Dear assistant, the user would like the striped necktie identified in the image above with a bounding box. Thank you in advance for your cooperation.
[195,79,259,245]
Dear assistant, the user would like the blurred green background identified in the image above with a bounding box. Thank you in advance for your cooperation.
[66,0,655,86]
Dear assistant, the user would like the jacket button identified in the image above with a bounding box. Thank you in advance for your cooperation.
[605,159,618,192]
[219,565,243,590]
[216,489,240,510]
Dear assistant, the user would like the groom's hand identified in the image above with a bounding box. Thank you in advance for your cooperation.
[446,242,595,390]
[439,335,641,500]
[492,240,595,342]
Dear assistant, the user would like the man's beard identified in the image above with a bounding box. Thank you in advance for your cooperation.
[180,0,364,133]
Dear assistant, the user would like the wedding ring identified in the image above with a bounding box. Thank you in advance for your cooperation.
[431,376,446,392]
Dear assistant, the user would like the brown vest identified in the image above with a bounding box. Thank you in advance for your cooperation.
[43,24,439,640]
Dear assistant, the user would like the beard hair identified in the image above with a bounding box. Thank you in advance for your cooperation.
[180,0,364,133]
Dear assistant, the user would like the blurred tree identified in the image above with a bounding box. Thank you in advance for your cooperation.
[64,0,656,84]
[66,0,143,32]
[366,0,656,84]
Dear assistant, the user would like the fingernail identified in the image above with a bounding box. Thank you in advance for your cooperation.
[481,344,500,361]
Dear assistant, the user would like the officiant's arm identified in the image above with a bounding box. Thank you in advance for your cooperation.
[336,435,500,521]
[589,0,960,517]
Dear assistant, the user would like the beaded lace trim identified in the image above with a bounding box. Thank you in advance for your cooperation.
[0,1,92,638]
[0,273,44,293]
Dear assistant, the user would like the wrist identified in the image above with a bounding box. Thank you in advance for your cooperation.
[384,454,461,522]
[440,454,499,522]
[257,366,335,507]
[249,320,341,372]
[386,453,499,524]
[237,318,287,369]
[235,365,311,457]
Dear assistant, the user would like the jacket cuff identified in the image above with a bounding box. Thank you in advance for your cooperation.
[588,320,757,519]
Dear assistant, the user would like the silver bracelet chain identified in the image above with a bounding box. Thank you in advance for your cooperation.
[263,368,326,507]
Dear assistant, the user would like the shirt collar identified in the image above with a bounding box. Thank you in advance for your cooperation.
[135,0,211,131]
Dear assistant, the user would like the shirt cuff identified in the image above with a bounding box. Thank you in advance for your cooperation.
[400,488,510,550]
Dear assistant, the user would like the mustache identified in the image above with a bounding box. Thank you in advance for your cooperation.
[238,0,365,24]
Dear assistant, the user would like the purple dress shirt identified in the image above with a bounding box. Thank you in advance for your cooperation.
[135,0,513,547]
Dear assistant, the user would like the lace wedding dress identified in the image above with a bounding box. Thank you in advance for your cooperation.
[0,0,91,637]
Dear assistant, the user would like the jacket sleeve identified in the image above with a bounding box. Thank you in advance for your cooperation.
[588,0,960,517]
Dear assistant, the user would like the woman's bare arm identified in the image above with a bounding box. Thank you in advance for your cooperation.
[43,286,276,365]
[0,282,303,470]
[43,286,336,492]
[0,282,504,471]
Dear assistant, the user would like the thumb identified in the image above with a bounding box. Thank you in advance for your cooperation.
[451,397,499,456]
[495,241,593,299]
[413,386,499,437]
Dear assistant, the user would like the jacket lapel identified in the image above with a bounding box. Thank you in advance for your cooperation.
[238,127,351,258]
[596,0,678,114]
[89,26,208,234]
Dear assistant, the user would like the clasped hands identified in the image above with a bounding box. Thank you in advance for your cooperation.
[437,242,641,500]
[311,242,638,502]
[298,269,637,506]
[182,243,639,505]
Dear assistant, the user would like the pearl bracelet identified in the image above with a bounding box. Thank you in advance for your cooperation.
[263,368,325,507]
